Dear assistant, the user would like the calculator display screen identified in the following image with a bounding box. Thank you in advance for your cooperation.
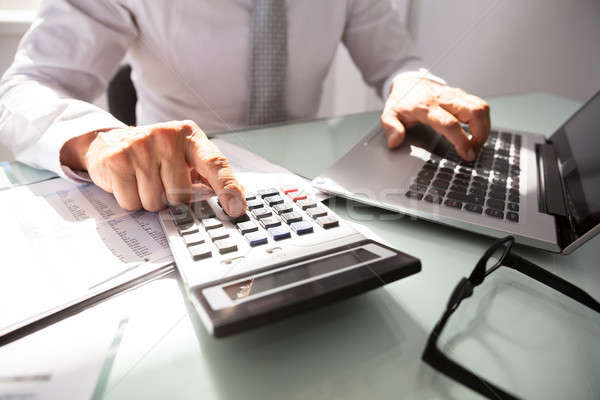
[223,248,378,301]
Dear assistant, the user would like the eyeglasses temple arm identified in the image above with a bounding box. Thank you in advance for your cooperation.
[506,253,600,314]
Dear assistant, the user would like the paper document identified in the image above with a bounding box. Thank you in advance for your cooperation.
[0,178,173,336]
[0,307,126,400]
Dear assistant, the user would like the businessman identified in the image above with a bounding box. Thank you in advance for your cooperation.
[0,0,490,217]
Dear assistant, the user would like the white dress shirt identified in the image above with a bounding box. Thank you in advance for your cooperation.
[0,0,432,180]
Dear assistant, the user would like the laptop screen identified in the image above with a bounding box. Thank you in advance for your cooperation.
[551,91,600,237]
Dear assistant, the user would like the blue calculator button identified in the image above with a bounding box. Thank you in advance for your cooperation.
[291,220,314,235]
[244,231,268,247]
[268,226,291,241]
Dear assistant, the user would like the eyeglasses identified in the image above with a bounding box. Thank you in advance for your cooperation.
[422,236,600,400]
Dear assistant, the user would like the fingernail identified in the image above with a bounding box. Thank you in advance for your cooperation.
[226,196,244,217]
[466,148,476,161]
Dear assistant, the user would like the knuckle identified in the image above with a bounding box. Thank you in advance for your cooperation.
[151,129,181,159]
[440,117,460,130]
[205,154,231,172]
[106,151,133,176]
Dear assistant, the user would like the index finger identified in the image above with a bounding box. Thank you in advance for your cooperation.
[184,128,246,217]
[438,90,491,149]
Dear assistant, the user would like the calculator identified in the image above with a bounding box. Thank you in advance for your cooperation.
[159,177,421,337]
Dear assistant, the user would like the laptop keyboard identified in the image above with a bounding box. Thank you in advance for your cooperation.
[405,130,522,222]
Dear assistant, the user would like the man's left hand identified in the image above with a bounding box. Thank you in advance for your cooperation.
[381,75,490,161]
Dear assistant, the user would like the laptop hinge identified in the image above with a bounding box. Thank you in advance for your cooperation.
[536,143,568,217]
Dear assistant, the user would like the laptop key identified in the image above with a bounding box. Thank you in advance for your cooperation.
[410,184,428,193]
[431,180,449,190]
[486,198,505,210]
[464,204,483,214]
[508,194,520,203]
[424,194,443,204]
[428,188,446,197]
[507,203,519,212]
[506,212,519,223]
[437,172,453,181]
[405,191,424,200]
[488,191,506,201]
[444,199,463,209]
[450,185,467,193]
[415,177,431,186]
[485,208,504,219]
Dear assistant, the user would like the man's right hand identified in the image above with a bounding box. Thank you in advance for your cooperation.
[59,120,247,216]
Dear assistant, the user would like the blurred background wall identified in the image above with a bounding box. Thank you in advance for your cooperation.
[1,0,599,161]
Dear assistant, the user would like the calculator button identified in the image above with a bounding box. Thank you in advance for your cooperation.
[291,220,313,235]
[202,218,223,230]
[258,188,279,198]
[208,227,229,241]
[244,231,268,247]
[306,207,327,219]
[268,226,291,241]
[190,200,215,219]
[177,224,199,236]
[264,195,284,206]
[183,232,205,247]
[169,204,188,219]
[316,216,339,229]
[281,211,302,224]
[237,221,258,234]
[289,192,307,202]
[170,206,193,226]
[252,207,273,219]
[246,199,264,210]
[260,216,281,229]
[272,203,293,215]
[214,238,238,254]
[281,186,298,194]
[188,244,212,261]
[296,199,317,210]
[229,213,250,224]
[245,192,257,201]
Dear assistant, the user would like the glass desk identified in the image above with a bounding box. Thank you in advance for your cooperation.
[2,94,599,400]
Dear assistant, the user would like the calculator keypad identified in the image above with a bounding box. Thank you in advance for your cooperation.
[168,185,340,262]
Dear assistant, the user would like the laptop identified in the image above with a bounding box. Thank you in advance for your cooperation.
[313,90,600,254]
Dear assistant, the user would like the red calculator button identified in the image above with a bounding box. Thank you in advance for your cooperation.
[281,186,298,194]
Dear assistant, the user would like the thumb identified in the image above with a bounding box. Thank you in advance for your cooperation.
[381,110,406,149]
